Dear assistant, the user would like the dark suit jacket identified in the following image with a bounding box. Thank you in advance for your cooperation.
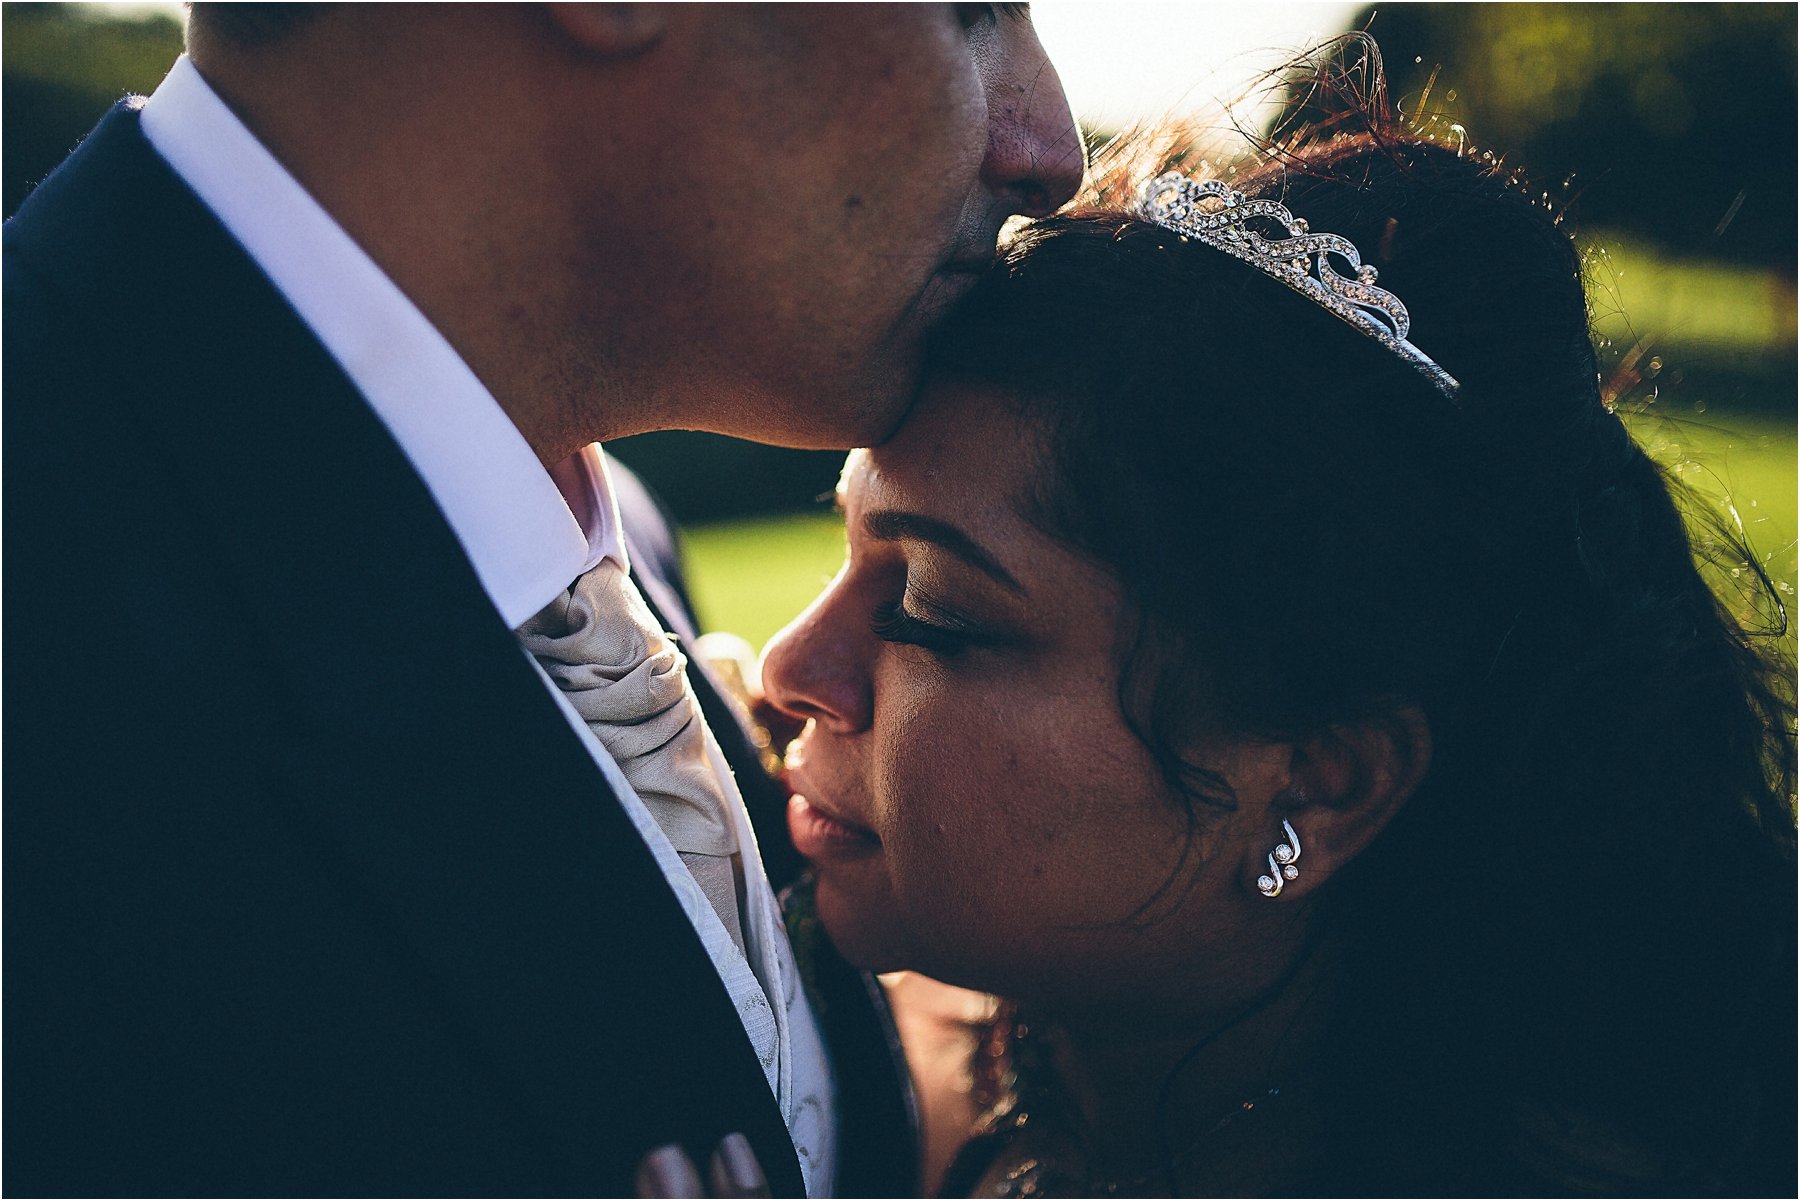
[4,101,912,1198]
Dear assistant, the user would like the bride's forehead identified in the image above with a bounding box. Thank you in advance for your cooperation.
[877,383,1025,467]
[851,439,972,504]
[835,451,866,501]
[837,448,899,517]
[842,386,1033,517]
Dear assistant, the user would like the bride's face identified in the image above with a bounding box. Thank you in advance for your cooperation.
[761,382,1290,1024]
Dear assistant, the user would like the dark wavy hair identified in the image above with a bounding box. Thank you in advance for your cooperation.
[927,38,1796,1197]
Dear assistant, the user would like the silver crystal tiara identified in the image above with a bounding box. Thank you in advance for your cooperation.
[1135,172,1460,399]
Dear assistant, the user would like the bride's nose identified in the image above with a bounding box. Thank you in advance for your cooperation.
[760,585,874,735]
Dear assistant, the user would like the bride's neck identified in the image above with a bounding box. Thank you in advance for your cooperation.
[1039,948,1335,1186]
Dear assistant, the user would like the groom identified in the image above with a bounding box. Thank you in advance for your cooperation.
[2,4,1079,1196]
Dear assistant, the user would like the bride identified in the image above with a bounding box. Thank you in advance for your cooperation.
[640,44,1794,1199]
[751,55,1797,1200]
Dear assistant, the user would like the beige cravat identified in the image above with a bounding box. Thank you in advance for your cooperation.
[517,559,749,955]
[519,557,837,1194]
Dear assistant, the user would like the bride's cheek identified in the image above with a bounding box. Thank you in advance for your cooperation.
[871,685,939,816]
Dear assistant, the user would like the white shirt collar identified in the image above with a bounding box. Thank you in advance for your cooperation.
[140,55,623,628]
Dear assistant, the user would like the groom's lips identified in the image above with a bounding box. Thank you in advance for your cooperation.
[904,248,999,328]
[787,793,880,861]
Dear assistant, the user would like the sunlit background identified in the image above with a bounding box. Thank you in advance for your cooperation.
[7,2,1793,651]
[1034,1,1363,127]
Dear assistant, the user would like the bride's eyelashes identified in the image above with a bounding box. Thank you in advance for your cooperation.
[869,592,1017,658]
[870,598,972,656]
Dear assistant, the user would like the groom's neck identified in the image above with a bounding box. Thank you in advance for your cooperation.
[189,13,667,465]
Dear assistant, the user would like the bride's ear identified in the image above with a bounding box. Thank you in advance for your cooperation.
[543,4,668,58]
[1245,707,1432,901]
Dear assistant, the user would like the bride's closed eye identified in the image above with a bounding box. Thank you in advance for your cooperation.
[870,591,1012,659]
[854,504,1031,658]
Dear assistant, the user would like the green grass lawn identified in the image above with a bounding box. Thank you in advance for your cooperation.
[683,408,1797,655]
[1625,408,1797,646]
[684,509,846,650]
[1585,233,1797,358]
[1626,409,1796,567]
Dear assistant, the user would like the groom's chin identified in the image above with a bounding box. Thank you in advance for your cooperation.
[768,326,933,451]
[788,368,921,452]
[707,372,917,453]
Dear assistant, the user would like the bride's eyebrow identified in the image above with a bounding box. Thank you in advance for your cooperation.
[862,509,1025,594]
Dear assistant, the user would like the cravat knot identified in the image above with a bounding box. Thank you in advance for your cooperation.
[518,559,739,860]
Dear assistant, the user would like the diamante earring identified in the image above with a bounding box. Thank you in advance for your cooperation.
[1256,819,1303,897]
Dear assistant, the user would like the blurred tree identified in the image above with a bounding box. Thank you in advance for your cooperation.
[1351,3,1797,271]
[4,3,184,218]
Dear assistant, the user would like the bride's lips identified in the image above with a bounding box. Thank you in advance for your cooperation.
[787,793,880,861]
